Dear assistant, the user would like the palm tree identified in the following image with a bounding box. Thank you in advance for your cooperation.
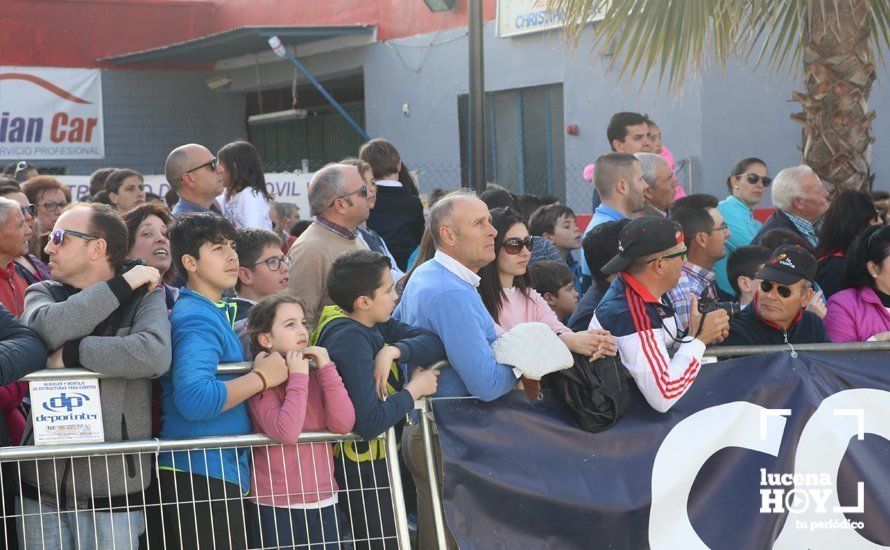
[549,0,890,192]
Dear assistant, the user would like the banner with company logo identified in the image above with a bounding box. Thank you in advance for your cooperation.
[496,0,606,38]
[0,67,104,160]
[433,351,890,549]
[29,378,104,445]
[57,171,311,218]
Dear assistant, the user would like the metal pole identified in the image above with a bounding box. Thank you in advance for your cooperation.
[264,34,371,142]
[420,398,448,549]
[704,341,890,358]
[384,427,412,549]
[467,0,486,193]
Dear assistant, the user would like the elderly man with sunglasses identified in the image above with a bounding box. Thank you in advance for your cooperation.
[720,245,828,347]
[165,143,225,218]
[288,163,370,326]
[590,217,730,413]
[19,202,171,549]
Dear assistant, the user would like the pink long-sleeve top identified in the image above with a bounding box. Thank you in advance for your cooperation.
[248,363,355,507]
[495,287,571,334]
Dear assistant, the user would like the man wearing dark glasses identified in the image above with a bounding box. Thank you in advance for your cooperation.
[590,217,730,413]
[720,245,829,347]
[165,143,224,218]
[19,202,172,549]
[288,163,370,325]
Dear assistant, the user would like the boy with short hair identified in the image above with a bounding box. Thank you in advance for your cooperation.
[727,245,771,307]
[527,260,579,322]
[528,204,583,290]
[233,227,289,321]
[313,249,444,549]
[158,213,288,549]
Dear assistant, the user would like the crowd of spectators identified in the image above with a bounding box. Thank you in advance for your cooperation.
[0,114,885,548]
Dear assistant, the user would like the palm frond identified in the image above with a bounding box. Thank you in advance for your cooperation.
[547,0,890,93]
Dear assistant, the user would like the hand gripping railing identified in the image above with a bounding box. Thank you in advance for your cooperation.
[6,361,413,549]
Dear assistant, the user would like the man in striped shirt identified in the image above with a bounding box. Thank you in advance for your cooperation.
[589,217,730,412]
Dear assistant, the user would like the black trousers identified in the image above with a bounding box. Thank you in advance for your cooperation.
[158,469,250,549]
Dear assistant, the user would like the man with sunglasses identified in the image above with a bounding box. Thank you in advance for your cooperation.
[666,195,732,331]
[165,143,224,218]
[720,245,828,347]
[288,163,370,326]
[590,217,730,413]
[19,202,172,549]
[753,165,829,249]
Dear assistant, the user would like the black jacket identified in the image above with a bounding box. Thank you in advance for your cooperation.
[0,305,46,446]
[816,255,846,299]
[567,281,610,332]
[720,305,829,347]
[367,186,425,271]
[751,209,811,247]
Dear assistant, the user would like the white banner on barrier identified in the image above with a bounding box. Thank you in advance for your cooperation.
[0,67,104,160]
[30,378,105,445]
[57,172,312,217]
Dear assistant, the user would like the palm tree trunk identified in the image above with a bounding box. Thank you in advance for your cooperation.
[791,0,876,192]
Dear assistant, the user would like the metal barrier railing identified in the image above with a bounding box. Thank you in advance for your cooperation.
[705,340,890,357]
[2,364,411,549]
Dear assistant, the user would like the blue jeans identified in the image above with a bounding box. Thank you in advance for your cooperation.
[252,502,343,549]
[16,497,144,549]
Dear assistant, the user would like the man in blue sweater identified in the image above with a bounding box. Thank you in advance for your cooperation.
[393,189,519,548]
[315,249,443,549]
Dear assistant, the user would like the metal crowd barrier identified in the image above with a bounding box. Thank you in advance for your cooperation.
[0,364,411,549]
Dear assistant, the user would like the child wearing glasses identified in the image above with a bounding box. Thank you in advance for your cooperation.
[245,294,355,549]
[477,208,617,361]
[233,228,291,322]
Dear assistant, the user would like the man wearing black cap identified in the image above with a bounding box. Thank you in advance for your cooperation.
[590,217,730,412]
[720,245,829,346]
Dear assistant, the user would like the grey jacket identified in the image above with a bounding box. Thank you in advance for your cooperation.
[20,276,171,509]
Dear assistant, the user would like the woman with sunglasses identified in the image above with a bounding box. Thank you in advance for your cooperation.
[477,208,617,360]
[824,225,890,342]
[714,158,770,295]
[216,141,274,230]
[814,190,883,299]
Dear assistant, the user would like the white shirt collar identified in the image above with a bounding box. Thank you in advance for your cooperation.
[434,250,482,288]
[375,179,402,188]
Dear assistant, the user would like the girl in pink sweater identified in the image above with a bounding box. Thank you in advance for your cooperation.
[478,208,618,360]
[246,294,355,549]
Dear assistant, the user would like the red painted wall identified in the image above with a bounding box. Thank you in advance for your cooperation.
[1,0,214,69]
[1,0,497,69]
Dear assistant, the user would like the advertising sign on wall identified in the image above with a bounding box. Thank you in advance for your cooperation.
[496,0,605,38]
[0,67,104,160]
[57,172,312,217]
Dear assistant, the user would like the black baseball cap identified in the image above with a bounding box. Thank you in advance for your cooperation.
[756,245,817,285]
[601,217,685,275]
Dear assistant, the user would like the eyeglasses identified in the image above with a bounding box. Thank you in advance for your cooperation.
[184,157,218,177]
[760,280,794,299]
[647,248,687,263]
[739,173,772,187]
[502,236,534,255]
[40,200,68,212]
[253,255,291,271]
[328,186,369,208]
[51,229,100,247]
[706,223,730,234]
[20,204,37,217]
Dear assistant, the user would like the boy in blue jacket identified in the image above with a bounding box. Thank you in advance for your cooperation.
[158,213,288,549]
[313,250,443,549]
